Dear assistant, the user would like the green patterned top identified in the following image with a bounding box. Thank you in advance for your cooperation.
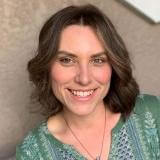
[16,94,160,160]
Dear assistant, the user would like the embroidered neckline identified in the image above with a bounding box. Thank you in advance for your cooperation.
[40,114,124,160]
[41,121,86,159]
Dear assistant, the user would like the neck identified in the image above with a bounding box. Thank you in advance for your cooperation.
[62,103,109,130]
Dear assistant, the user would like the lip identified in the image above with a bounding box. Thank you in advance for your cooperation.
[66,88,98,102]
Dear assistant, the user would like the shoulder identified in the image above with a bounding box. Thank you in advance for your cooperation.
[16,122,50,160]
[47,113,67,136]
[134,94,160,116]
[136,94,160,104]
[126,95,160,158]
[133,94,160,127]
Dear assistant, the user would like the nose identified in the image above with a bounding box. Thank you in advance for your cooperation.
[75,63,92,86]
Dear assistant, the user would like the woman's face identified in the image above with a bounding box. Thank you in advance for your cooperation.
[50,25,112,116]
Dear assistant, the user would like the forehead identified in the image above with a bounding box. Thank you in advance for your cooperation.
[58,25,105,56]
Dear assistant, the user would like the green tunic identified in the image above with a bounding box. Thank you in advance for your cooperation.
[16,94,160,160]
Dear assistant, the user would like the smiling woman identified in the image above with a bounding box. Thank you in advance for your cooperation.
[50,25,112,117]
[16,4,160,160]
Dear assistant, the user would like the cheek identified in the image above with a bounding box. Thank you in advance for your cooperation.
[50,64,75,85]
[92,66,112,84]
[51,68,67,84]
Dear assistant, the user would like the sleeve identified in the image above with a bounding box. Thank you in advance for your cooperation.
[142,94,160,135]
[16,132,41,160]
[154,96,160,133]
[16,144,34,160]
[144,95,160,121]
[140,94,160,158]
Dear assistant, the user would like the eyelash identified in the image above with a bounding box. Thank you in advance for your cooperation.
[92,58,107,64]
[58,57,107,66]
[59,57,75,65]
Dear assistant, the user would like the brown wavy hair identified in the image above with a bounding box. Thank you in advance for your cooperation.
[27,4,139,119]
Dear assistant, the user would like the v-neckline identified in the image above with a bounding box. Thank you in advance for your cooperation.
[42,115,124,159]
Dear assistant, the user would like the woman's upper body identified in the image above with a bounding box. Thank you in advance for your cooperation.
[16,94,160,160]
[16,4,160,160]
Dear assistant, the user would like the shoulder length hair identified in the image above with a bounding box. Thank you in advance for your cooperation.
[27,4,139,119]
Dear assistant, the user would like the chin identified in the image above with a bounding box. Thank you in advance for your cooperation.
[63,102,99,117]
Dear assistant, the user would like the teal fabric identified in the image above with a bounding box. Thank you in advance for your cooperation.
[16,94,160,160]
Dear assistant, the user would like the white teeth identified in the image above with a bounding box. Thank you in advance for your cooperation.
[70,89,94,97]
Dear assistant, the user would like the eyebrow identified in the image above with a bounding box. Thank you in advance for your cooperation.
[57,50,107,58]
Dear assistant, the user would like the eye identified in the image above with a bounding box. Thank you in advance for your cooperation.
[58,57,75,66]
[92,58,107,65]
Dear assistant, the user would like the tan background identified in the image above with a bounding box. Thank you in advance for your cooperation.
[0,0,160,159]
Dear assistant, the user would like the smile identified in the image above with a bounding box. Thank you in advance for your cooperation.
[68,89,96,97]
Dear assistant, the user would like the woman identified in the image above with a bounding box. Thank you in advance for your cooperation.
[16,4,160,160]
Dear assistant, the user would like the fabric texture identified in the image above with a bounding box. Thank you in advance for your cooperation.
[16,94,160,160]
